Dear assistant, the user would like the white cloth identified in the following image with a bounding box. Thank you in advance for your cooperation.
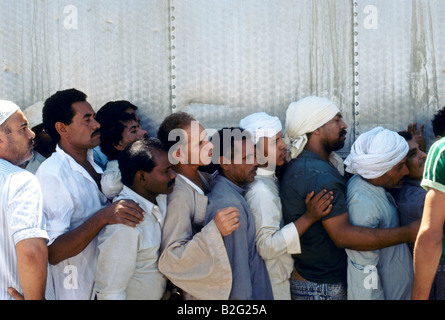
[344,127,409,179]
[0,100,20,126]
[284,96,340,159]
[94,186,167,300]
[245,167,300,300]
[101,160,123,200]
[239,112,283,144]
[35,145,109,300]
[0,159,49,300]
[22,101,44,129]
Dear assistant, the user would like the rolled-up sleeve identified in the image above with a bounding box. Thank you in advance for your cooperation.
[8,171,48,244]
[246,182,301,260]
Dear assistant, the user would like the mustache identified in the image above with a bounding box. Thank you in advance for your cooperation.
[340,130,347,137]
[167,178,176,188]
[91,129,101,137]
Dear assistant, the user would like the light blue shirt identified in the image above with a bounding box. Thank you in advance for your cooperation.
[345,175,413,300]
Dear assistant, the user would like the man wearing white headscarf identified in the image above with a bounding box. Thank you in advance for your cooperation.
[0,100,49,300]
[280,96,419,300]
[240,112,333,299]
[344,127,415,300]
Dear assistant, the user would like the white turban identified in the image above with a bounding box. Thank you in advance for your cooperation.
[0,100,20,126]
[344,127,409,179]
[239,112,283,144]
[284,96,340,159]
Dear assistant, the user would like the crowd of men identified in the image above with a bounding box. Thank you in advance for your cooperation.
[2,88,445,300]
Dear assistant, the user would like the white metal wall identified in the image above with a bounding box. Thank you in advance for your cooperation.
[0,0,444,150]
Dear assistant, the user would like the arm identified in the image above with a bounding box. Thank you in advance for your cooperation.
[49,199,145,265]
[411,188,445,299]
[15,238,48,300]
[322,212,419,251]
[294,189,333,237]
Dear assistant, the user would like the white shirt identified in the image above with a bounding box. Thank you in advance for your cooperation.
[0,159,49,300]
[94,186,167,300]
[35,145,109,300]
[100,160,123,200]
[245,167,300,300]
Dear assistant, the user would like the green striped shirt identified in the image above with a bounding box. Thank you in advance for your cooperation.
[421,137,445,264]
[422,138,445,193]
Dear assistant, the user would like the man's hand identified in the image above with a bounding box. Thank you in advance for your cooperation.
[8,287,24,300]
[304,189,334,223]
[99,199,145,227]
[214,207,240,237]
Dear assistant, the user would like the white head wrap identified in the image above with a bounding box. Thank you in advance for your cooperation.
[0,100,20,126]
[239,112,283,144]
[344,127,409,179]
[23,101,44,129]
[284,96,340,159]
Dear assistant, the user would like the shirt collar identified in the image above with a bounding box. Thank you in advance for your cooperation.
[56,144,103,173]
[218,175,246,195]
[119,185,167,226]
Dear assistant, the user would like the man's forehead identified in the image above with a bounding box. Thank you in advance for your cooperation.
[72,101,94,116]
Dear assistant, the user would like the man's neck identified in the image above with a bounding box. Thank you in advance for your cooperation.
[304,144,330,162]
[174,164,202,183]
[131,184,158,205]
[58,140,89,165]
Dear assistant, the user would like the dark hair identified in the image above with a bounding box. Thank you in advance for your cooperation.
[42,88,87,142]
[157,112,195,151]
[210,127,251,174]
[100,112,136,160]
[397,131,413,141]
[96,100,138,127]
[118,137,166,187]
[432,107,445,137]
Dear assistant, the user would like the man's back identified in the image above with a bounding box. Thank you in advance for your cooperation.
[280,150,347,284]
[205,175,273,300]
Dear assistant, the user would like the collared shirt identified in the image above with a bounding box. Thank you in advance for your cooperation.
[245,167,299,300]
[0,159,49,300]
[158,171,232,300]
[205,175,274,300]
[94,186,167,300]
[346,175,413,300]
[35,145,109,300]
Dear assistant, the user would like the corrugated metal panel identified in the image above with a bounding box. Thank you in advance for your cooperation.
[354,0,445,148]
[0,0,444,149]
[0,0,171,136]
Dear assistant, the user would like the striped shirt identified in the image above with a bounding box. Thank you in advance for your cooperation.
[422,138,445,193]
[0,159,48,300]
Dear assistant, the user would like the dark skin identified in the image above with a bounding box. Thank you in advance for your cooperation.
[305,115,419,252]
[47,101,145,265]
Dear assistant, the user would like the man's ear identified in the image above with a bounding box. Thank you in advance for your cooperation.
[172,146,187,163]
[136,170,146,184]
[55,122,68,138]
[113,140,125,152]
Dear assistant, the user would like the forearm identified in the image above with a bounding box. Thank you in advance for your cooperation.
[49,211,106,265]
[16,238,48,300]
[412,229,442,299]
[324,213,415,251]
[294,213,317,238]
